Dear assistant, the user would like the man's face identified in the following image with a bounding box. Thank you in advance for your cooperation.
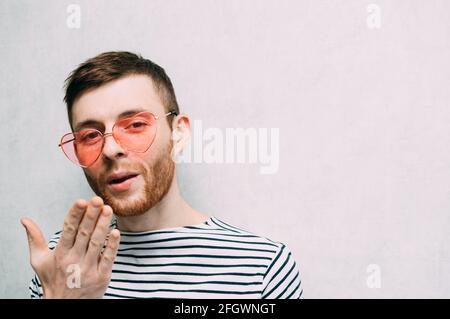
[71,74,175,217]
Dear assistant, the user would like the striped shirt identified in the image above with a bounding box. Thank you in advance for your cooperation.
[29,216,303,299]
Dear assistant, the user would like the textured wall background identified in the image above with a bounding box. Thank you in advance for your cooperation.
[1,0,450,298]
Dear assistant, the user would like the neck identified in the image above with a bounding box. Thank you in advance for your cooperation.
[115,171,209,232]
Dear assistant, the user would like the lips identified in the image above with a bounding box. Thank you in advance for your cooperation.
[107,172,139,192]
[107,172,139,185]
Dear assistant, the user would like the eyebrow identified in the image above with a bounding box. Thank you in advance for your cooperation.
[74,108,147,131]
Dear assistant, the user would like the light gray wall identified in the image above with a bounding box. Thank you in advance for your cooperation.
[1,0,450,298]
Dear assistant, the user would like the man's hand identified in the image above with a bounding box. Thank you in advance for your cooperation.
[21,196,120,299]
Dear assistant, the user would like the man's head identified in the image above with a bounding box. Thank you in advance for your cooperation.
[62,51,190,217]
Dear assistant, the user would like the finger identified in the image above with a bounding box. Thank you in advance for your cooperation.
[56,199,88,252]
[20,217,48,264]
[98,229,120,276]
[85,205,113,264]
[72,196,104,256]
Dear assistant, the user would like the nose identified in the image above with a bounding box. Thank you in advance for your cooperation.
[101,132,127,161]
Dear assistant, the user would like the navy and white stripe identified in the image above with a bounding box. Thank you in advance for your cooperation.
[29,216,303,299]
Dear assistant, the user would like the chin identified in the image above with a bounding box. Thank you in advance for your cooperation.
[104,189,152,217]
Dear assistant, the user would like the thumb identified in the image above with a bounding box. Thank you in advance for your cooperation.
[20,217,47,258]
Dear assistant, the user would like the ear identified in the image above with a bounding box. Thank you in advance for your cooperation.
[170,113,191,160]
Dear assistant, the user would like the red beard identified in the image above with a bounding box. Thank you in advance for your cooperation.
[84,142,175,217]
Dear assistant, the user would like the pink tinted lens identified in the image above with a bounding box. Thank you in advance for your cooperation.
[60,130,103,167]
[113,112,157,153]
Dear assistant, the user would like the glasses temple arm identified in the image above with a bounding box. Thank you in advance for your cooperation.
[165,110,178,117]
[58,138,75,147]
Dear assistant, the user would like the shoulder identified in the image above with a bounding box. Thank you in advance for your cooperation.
[205,216,293,258]
[206,216,303,299]
[207,216,282,242]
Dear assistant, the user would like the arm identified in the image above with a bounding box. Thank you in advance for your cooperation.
[261,244,303,299]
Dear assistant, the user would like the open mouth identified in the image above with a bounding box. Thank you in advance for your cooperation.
[108,174,139,185]
[107,173,140,192]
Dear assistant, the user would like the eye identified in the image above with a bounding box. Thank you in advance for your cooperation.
[78,130,102,143]
[132,122,145,128]
[125,120,149,131]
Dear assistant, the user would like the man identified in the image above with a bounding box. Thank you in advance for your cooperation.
[21,51,303,299]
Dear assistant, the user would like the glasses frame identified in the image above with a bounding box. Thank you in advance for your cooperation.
[58,110,178,168]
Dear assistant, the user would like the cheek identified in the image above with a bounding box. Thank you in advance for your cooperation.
[143,137,168,161]
[83,167,100,181]
[136,150,157,169]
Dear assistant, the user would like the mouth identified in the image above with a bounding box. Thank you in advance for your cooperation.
[107,172,140,192]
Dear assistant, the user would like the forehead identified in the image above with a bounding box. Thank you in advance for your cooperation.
[71,74,165,127]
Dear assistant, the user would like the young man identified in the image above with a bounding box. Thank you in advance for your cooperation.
[21,51,303,299]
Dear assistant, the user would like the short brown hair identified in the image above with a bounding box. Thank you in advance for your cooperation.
[63,51,179,130]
